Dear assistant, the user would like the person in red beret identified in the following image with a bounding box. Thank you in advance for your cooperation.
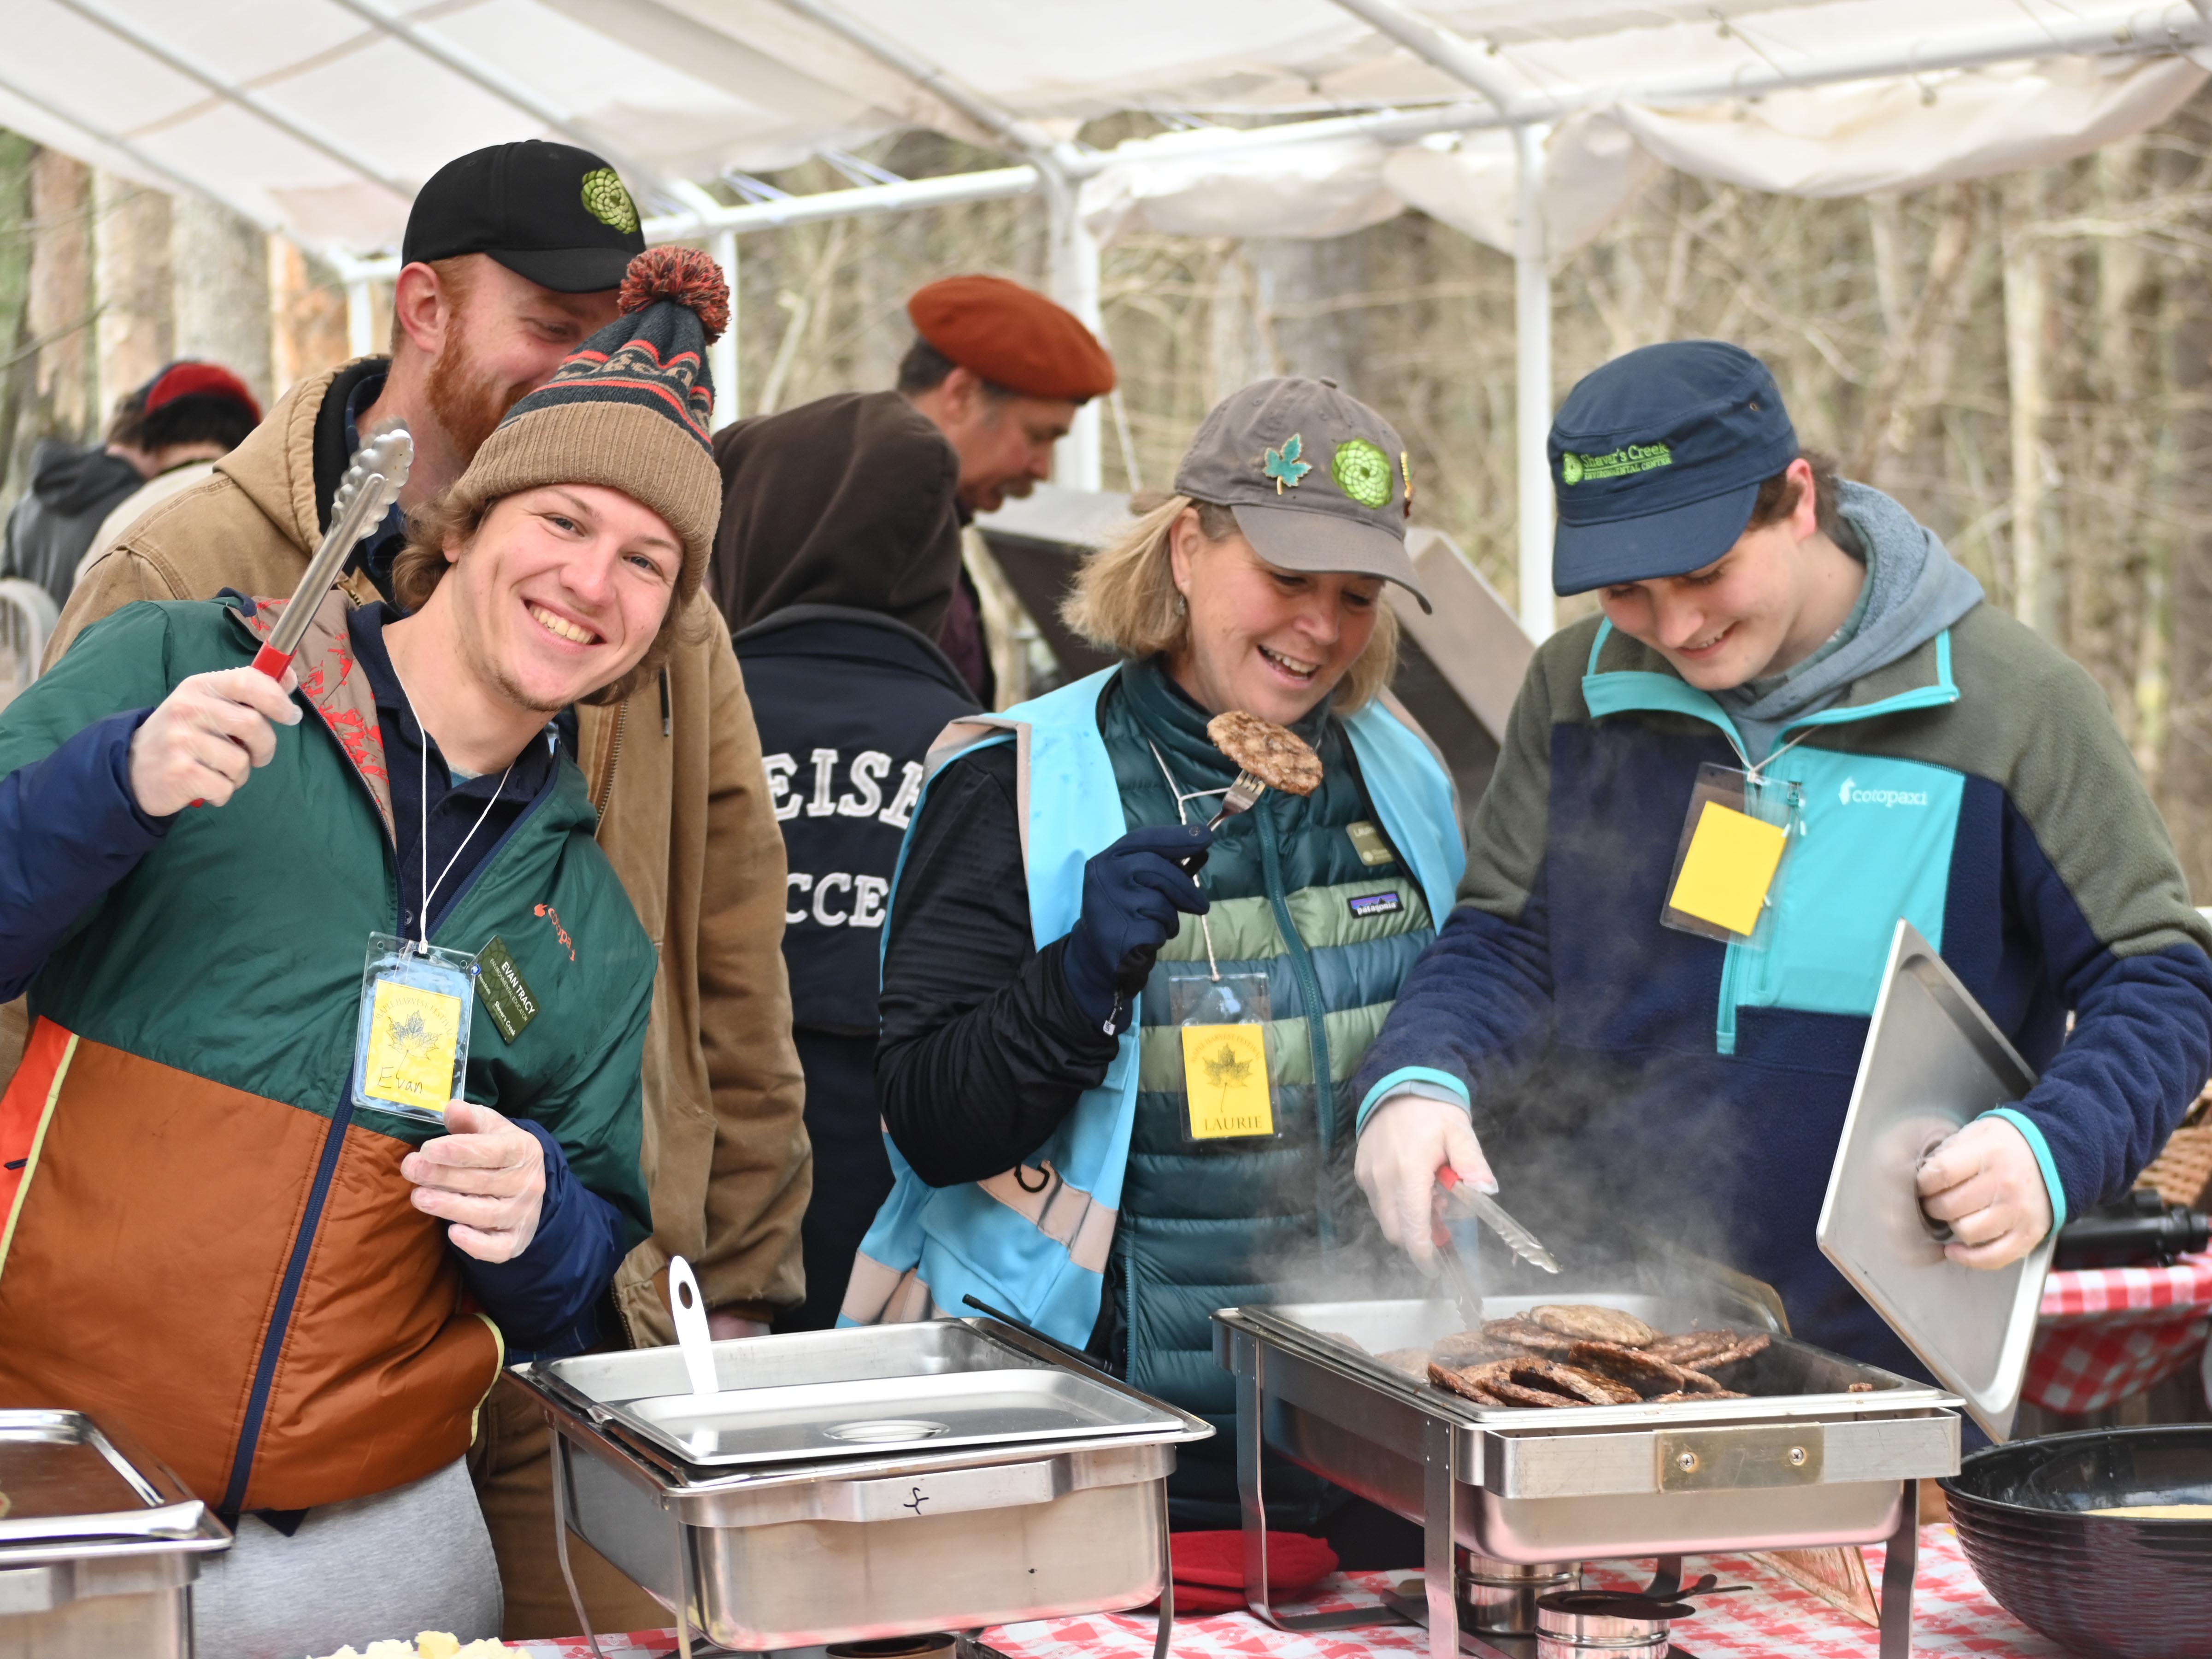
[898,273,1117,703]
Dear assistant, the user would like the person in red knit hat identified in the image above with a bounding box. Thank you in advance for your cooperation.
[898,273,1118,704]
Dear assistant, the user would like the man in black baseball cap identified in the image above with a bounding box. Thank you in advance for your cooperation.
[404,138,646,294]
[1351,338,2212,1404]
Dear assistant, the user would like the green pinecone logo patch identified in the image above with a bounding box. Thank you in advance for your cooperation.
[580,167,638,234]
[1332,438,1393,509]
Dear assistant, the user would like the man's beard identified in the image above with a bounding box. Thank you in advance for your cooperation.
[425,342,525,463]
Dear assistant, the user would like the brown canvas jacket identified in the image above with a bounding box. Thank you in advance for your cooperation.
[12,359,810,1339]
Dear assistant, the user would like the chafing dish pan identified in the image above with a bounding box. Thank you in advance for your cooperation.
[515,1318,1212,1659]
[1217,1294,1962,1659]
[0,1410,230,1659]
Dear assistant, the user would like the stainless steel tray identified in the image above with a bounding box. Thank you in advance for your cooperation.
[1252,1294,1950,1430]
[1217,1296,1963,1659]
[0,1412,211,1546]
[0,1411,230,1659]
[614,1368,1182,1466]
[1818,920,2053,1442]
[516,1318,1214,1659]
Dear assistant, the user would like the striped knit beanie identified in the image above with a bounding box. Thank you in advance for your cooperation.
[446,246,729,590]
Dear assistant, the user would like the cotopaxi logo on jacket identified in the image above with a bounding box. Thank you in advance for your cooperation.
[1838,776,1930,808]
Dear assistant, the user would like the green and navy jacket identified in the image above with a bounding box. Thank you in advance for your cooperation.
[845,663,1462,1389]
[0,594,654,1513]
[1354,605,2212,1375]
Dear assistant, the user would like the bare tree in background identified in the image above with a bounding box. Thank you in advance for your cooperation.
[172,196,271,409]
[92,171,170,419]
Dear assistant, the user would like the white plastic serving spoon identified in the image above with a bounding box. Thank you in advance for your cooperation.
[667,1254,721,1396]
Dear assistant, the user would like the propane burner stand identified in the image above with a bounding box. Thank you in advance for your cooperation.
[1218,1298,1959,1659]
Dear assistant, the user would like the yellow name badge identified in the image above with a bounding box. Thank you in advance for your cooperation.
[363,978,465,1112]
[1668,800,1789,936]
[1181,1024,1273,1140]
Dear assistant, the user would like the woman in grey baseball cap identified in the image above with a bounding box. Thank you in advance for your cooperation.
[840,377,1464,1553]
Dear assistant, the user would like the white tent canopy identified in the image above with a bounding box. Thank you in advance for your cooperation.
[3,0,2206,629]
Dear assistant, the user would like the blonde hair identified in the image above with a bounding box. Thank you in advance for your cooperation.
[1061,492,1400,712]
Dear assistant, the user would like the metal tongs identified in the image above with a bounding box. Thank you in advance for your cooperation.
[249,423,412,679]
[1437,1163,1562,1275]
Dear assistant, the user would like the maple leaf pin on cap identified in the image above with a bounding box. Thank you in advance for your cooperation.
[1172,376,1431,611]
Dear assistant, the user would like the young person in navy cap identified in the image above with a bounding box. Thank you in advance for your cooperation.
[1352,340,2212,1382]
[899,273,1118,702]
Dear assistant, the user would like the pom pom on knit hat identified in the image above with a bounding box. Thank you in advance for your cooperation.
[618,246,729,343]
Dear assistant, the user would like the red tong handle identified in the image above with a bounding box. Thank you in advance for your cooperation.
[1437,1164,1465,1194]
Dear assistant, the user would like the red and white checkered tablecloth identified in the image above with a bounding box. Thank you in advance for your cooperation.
[2022,1248,2212,1415]
[517,1526,2064,1659]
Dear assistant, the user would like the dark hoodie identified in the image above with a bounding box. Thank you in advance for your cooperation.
[709,391,965,637]
[1,441,147,608]
[718,390,977,1333]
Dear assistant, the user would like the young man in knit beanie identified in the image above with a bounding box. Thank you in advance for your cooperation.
[24,148,811,1635]
[0,251,729,1654]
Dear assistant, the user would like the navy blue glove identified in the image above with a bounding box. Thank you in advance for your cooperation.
[1061,824,1213,1033]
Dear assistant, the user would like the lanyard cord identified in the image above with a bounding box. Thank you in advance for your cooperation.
[406,689,512,950]
[1147,740,1224,981]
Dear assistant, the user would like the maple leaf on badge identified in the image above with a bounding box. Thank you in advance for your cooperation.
[1201,1040,1257,1110]
[1262,433,1311,494]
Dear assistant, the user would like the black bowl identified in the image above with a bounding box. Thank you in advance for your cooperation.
[1942,1424,2212,1659]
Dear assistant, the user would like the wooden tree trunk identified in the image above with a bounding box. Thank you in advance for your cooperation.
[1247,235,1370,394]
[0,134,41,506]
[171,194,271,408]
[92,171,172,423]
[2002,172,2054,635]
[2158,221,2212,899]
[14,147,94,485]
[267,236,352,401]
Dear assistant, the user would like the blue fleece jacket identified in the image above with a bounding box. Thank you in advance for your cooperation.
[1353,501,2212,1377]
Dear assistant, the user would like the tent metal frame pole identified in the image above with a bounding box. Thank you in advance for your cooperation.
[347,279,379,360]
[48,0,414,202]
[1512,122,1554,639]
[770,0,1074,165]
[710,229,741,431]
[1043,170,1105,490]
[766,0,1103,484]
[1326,0,1552,633]
[324,0,718,217]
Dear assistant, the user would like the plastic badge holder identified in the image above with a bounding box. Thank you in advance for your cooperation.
[1660,760,1803,952]
[1171,969,1277,1142]
[350,932,478,1123]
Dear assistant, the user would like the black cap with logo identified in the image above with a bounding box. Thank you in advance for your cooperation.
[1548,340,1800,596]
[403,140,646,294]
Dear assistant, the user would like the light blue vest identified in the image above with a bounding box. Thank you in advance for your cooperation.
[842,667,1464,1347]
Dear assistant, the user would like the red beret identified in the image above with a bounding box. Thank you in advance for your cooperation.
[907,274,1115,401]
[144,360,262,423]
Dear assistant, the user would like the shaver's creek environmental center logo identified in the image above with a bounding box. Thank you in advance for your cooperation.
[1559,442,1672,485]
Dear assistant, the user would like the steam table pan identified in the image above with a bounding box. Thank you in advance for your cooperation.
[611,1366,1182,1466]
[516,1317,1213,1659]
[1217,1293,1962,1659]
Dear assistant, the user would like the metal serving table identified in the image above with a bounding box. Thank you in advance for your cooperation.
[1216,1295,1962,1659]
[516,1318,1212,1659]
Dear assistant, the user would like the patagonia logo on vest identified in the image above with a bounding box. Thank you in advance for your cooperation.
[1838,776,1930,809]
[1347,890,1403,918]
